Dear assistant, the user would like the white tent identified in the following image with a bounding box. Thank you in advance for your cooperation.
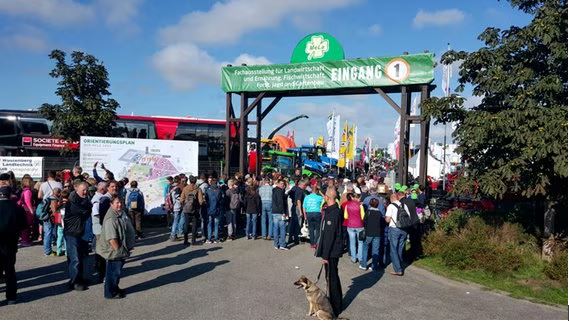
[408,152,443,180]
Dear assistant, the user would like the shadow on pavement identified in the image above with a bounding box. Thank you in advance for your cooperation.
[123,246,222,277]
[125,260,230,295]
[133,230,171,247]
[126,242,188,264]
[342,269,384,310]
[7,260,67,292]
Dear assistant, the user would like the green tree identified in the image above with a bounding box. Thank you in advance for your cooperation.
[39,50,119,143]
[422,0,567,230]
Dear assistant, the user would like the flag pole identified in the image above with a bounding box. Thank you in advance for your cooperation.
[442,43,451,191]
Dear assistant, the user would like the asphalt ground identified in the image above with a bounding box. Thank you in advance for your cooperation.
[0,227,566,320]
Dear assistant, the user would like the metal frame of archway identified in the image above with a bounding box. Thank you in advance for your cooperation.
[224,82,435,186]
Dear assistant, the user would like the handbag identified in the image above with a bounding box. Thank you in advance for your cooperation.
[358,229,366,241]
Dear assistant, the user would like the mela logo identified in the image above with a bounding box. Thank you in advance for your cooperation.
[305,35,329,60]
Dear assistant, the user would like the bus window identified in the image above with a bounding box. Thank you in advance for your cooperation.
[208,125,224,158]
[20,117,51,135]
[0,117,17,136]
[114,120,156,139]
[174,123,197,141]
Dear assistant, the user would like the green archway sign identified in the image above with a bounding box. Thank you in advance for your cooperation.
[290,33,345,63]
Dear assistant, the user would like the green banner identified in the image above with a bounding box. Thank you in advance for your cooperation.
[221,53,434,93]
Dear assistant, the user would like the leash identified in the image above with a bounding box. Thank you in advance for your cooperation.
[314,263,324,284]
[314,263,329,296]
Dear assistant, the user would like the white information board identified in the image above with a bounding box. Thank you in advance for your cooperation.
[79,136,198,215]
[0,156,43,181]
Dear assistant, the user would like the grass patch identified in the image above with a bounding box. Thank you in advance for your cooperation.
[415,255,568,306]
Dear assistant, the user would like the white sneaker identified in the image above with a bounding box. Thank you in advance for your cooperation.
[279,247,289,251]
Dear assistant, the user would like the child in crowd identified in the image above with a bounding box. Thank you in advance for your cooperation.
[53,189,69,256]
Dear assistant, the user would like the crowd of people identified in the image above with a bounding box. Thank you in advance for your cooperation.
[0,164,428,317]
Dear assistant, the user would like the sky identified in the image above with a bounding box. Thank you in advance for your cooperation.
[0,0,532,148]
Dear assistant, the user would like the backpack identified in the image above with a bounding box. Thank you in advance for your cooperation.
[0,200,25,237]
[393,203,414,229]
[183,189,199,214]
[35,197,52,221]
[128,189,141,210]
[164,185,173,211]
[229,190,241,210]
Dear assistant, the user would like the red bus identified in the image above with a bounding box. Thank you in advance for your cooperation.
[0,110,238,175]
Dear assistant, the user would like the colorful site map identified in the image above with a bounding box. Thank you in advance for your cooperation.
[80,137,198,215]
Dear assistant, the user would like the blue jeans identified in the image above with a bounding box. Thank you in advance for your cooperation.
[287,208,300,245]
[306,212,321,246]
[382,227,391,267]
[388,227,408,273]
[361,236,381,270]
[245,213,258,237]
[261,201,273,238]
[56,224,66,255]
[227,209,237,237]
[171,211,184,237]
[64,235,88,287]
[104,259,125,298]
[207,216,220,241]
[272,214,286,248]
[347,227,365,263]
[43,220,54,255]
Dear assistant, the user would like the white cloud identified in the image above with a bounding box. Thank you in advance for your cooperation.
[413,9,465,28]
[158,0,358,46]
[152,43,270,91]
[153,0,358,91]
[229,53,271,66]
[290,14,322,31]
[368,24,382,36]
[0,25,49,53]
[0,0,143,35]
[0,0,95,26]
[95,0,142,35]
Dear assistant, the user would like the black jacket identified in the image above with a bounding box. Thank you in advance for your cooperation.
[0,195,26,246]
[316,203,343,259]
[364,208,383,237]
[64,191,93,237]
[271,187,288,215]
[243,192,261,214]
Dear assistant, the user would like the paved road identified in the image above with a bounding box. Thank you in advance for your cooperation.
[1,228,566,319]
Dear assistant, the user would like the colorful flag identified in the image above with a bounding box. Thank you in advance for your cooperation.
[337,121,348,168]
[394,115,401,160]
[316,135,324,147]
[442,43,452,97]
[346,125,355,160]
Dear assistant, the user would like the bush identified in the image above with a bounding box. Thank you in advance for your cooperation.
[544,249,568,284]
[439,209,469,235]
[425,216,527,274]
[423,229,448,256]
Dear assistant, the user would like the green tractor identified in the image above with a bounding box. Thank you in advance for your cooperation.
[262,150,297,177]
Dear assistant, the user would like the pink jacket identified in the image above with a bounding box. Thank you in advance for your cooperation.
[18,187,34,215]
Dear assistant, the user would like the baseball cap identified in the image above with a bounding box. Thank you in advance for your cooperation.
[399,185,408,192]
[0,173,10,181]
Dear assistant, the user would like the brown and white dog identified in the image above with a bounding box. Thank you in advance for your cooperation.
[294,275,335,320]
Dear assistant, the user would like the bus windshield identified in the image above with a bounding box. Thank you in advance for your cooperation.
[20,117,51,135]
